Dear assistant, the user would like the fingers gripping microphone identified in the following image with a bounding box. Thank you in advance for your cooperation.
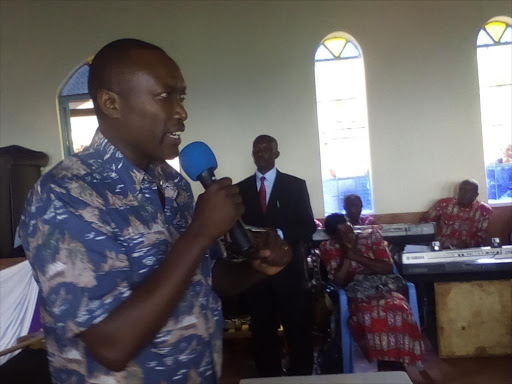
[179,142,252,252]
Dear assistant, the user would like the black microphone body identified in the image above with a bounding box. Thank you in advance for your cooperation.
[197,169,253,252]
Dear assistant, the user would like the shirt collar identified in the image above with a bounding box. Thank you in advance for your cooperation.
[88,129,168,195]
[256,167,277,184]
[453,197,479,211]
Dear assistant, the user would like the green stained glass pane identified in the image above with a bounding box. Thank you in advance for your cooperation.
[485,21,507,42]
[501,27,512,43]
[341,42,360,58]
[324,38,346,57]
[315,45,334,61]
[477,29,494,46]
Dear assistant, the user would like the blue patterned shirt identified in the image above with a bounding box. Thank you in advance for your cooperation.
[19,131,223,383]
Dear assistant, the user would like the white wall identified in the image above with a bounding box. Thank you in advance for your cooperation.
[1,0,510,217]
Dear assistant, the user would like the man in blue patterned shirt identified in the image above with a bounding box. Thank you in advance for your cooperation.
[19,39,291,384]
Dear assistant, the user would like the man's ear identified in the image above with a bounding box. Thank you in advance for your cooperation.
[97,89,121,119]
[275,150,280,160]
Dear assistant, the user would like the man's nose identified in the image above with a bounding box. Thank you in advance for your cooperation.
[175,102,188,121]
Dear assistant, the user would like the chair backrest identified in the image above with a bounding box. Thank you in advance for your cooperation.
[0,146,49,258]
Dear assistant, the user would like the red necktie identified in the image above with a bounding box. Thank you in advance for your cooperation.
[259,176,267,214]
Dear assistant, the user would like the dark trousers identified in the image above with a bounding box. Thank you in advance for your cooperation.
[247,258,313,377]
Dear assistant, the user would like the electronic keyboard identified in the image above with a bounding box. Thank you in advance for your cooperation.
[312,222,436,245]
[399,245,512,275]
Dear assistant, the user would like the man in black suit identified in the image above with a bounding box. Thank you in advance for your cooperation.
[238,135,316,377]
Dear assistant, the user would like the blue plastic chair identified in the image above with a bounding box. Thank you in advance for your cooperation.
[338,265,421,373]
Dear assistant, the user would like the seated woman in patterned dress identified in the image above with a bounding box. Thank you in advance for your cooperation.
[319,213,424,371]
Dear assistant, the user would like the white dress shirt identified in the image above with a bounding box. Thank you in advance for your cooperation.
[255,167,277,205]
[254,167,283,239]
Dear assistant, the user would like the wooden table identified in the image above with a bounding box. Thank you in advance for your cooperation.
[0,257,26,271]
[240,372,413,384]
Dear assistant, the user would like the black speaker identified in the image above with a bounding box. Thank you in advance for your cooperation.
[0,146,49,258]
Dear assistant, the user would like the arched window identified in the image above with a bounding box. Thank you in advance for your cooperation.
[58,63,97,156]
[314,33,373,215]
[58,63,180,170]
[476,18,512,204]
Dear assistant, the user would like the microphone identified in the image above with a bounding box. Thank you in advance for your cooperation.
[179,141,252,252]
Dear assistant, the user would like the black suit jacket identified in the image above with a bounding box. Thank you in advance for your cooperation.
[238,170,316,288]
[238,170,316,245]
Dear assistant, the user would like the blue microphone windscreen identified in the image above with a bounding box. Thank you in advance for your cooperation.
[179,141,218,181]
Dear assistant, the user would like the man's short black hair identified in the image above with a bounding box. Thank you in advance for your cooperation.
[459,179,479,193]
[88,38,164,112]
[344,194,363,206]
[253,135,278,150]
[324,213,347,237]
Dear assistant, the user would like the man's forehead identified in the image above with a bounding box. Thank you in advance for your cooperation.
[119,49,185,86]
[127,48,174,66]
[460,180,477,188]
[253,138,276,147]
[459,182,478,193]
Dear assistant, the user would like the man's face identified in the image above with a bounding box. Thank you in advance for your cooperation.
[344,198,362,222]
[457,182,478,207]
[252,139,279,174]
[110,49,188,168]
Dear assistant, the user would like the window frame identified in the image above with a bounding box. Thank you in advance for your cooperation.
[58,93,92,157]
[314,32,374,215]
[476,18,512,206]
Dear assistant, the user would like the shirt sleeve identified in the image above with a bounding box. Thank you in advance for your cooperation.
[19,186,132,339]
[361,215,377,225]
[475,205,493,246]
[369,230,393,263]
[421,199,443,223]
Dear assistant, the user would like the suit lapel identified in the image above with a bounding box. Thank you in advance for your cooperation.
[248,174,265,218]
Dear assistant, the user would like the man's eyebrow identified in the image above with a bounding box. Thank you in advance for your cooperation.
[167,85,187,94]
[154,85,187,95]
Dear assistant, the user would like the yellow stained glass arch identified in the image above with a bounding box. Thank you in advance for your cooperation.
[477,19,512,46]
[315,33,361,61]
[324,38,346,57]
[485,21,507,42]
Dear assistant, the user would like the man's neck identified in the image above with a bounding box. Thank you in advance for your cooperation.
[256,166,274,175]
[457,199,476,209]
[348,217,360,225]
[256,167,276,177]
[100,126,150,171]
